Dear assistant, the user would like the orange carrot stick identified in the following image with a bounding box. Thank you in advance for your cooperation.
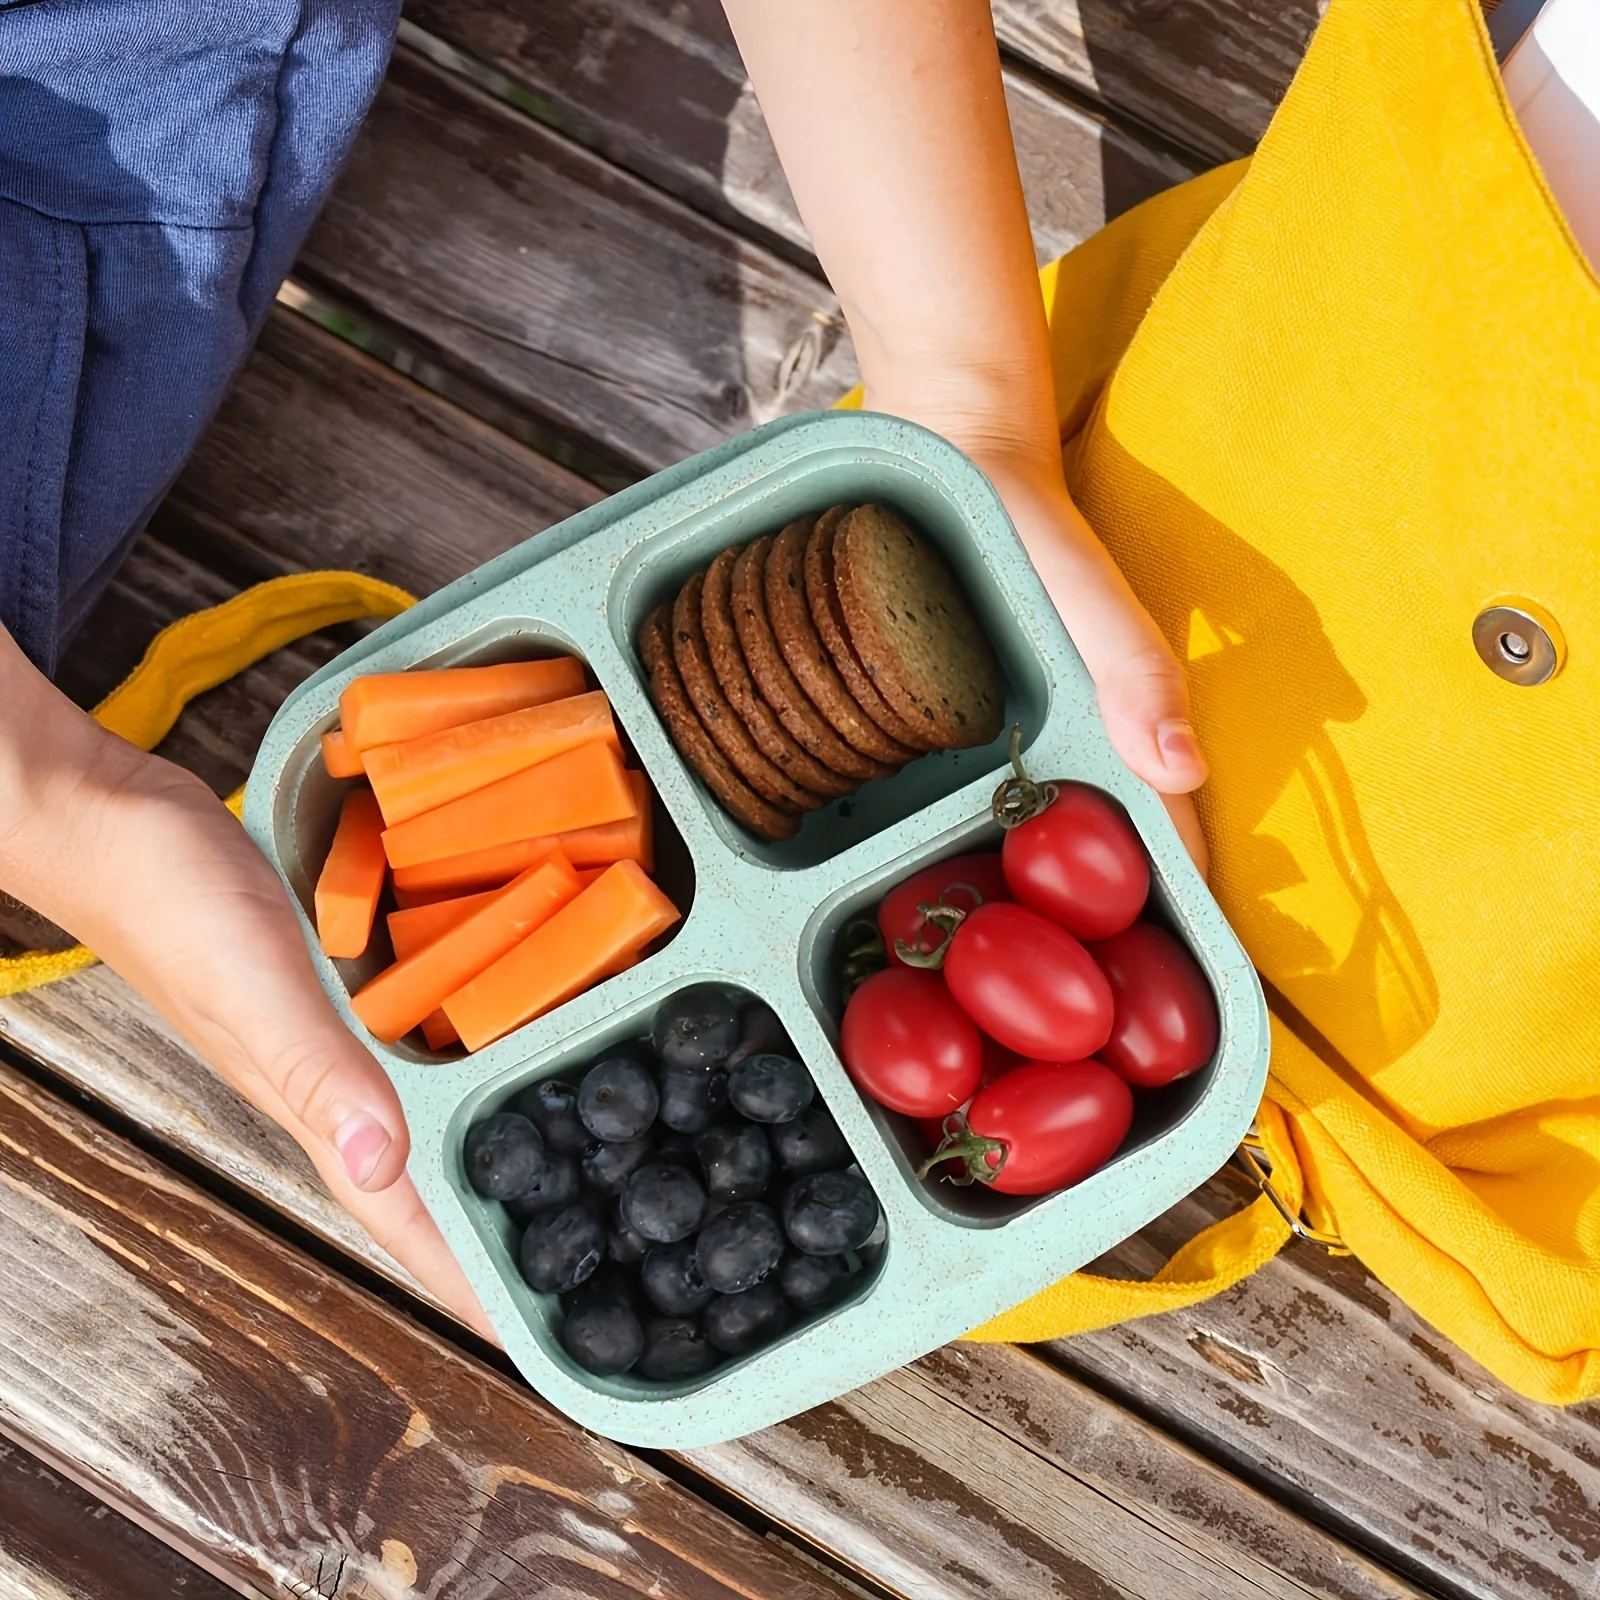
[362,690,619,825]
[351,853,582,1043]
[381,741,636,870]
[443,862,680,1051]
[389,772,654,897]
[387,885,514,960]
[420,1009,461,1050]
[320,729,366,778]
[340,658,586,755]
[314,789,388,959]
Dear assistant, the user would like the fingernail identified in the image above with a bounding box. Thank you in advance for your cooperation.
[334,1114,391,1188]
[1157,718,1204,774]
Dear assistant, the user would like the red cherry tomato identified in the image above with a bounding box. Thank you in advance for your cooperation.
[914,1036,1020,1150]
[841,967,984,1117]
[1002,783,1149,941]
[939,902,1113,1062]
[923,1060,1133,1194]
[881,852,1011,966]
[1092,921,1219,1088]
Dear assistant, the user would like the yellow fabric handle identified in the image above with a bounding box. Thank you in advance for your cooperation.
[0,571,415,1000]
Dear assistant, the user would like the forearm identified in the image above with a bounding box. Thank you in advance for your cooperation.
[721,0,1058,460]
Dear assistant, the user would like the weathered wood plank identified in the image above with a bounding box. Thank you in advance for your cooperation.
[398,3,1195,266]
[1055,1169,1600,1600]
[0,1432,233,1600]
[991,0,1321,164]
[0,1060,861,1600]
[687,1342,1423,1600]
[299,45,858,476]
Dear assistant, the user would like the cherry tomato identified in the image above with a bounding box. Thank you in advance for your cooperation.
[922,1060,1133,1194]
[1002,783,1149,941]
[1092,921,1219,1088]
[841,967,984,1117]
[881,852,1011,966]
[914,1036,1020,1150]
[939,902,1113,1062]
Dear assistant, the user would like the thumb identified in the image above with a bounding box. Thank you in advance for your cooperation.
[986,463,1208,794]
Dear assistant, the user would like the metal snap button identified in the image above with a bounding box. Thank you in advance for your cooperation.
[1472,600,1564,686]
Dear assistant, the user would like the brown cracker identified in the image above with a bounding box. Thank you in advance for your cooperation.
[700,547,856,800]
[804,507,941,751]
[671,572,826,812]
[637,603,800,840]
[835,505,1004,750]
[731,538,897,784]
[764,517,917,766]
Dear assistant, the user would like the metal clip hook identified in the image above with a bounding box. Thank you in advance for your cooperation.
[1233,1133,1344,1250]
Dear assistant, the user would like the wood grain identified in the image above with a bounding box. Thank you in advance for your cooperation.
[1056,1168,1600,1600]
[300,45,858,477]
[399,2,1195,266]
[0,1060,862,1600]
[0,1432,233,1600]
[991,0,1322,163]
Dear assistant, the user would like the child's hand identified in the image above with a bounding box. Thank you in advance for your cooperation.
[0,630,494,1338]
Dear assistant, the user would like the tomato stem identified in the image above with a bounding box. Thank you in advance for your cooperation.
[915,1111,1008,1185]
[893,903,967,968]
[990,723,1058,830]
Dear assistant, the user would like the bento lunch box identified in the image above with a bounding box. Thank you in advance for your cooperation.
[244,410,1269,1448]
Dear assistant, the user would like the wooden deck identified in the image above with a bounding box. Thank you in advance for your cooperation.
[4,5,1599,1598]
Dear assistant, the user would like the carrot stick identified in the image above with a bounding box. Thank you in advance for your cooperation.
[420,1009,461,1050]
[389,771,654,896]
[387,885,514,960]
[443,862,680,1051]
[314,789,388,959]
[381,741,637,870]
[320,729,366,778]
[340,658,586,755]
[362,690,619,825]
[351,852,582,1042]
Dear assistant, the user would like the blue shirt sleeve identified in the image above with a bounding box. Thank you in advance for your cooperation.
[0,0,400,673]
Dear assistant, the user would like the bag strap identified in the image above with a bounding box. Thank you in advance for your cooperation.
[0,571,415,999]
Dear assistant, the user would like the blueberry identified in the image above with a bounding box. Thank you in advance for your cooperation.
[519,1203,605,1293]
[728,1053,815,1124]
[578,1056,660,1142]
[503,1151,581,1221]
[580,1134,654,1196]
[464,1112,548,1202]
[653,984,741,1072]
[640,1238,715,1316]
[637,1316,719,1381]
[704,1281,792,1355]
[769,1104,850,1177]
[657,1062,728,1134]
[695,1202,785,1294]
[695,1120,773,1203]
[652,1127,700,1167]
[622,1161,708,1244]
[782,1170,881,1255]
[561,1292,644,1376]
[779,1250,861,1311]
[606,1195,650,1266]
[513,1078,590,1156]
[725,1002,792,1069]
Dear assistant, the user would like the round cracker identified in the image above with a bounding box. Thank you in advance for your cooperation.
[834,505,1004,750]
[765,517,917,765]
[700,547,857,800]
[638,604,800,840]
[804,507,941,751]
[672,572,826,811]
[731,538,897,783]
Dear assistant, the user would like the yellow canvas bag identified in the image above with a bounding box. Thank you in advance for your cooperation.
[969,0,1600,1406]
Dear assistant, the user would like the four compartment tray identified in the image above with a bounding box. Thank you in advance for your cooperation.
[244,411,1269,1448]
